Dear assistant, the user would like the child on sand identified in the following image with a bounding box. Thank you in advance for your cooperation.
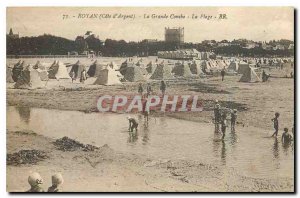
[27,172,44,192]
[138,83,143,96]
[282,128,293,145]
[271,112,280,137]
[214,101,221,132]
[48,173,64,192]
[231,109,237,131]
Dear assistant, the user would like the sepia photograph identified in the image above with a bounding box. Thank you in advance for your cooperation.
[6,7,295,192]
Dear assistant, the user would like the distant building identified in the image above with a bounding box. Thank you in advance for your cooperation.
[7,28,19,39]
[273,44,285,50]
[83,31,98,39]
[142,39,159,43]
[288,44,294,50]
[218,40,230,47]
[262,42,273,50]
[243,43,259,49]
[157,48,214,60]
[165,27,184,45]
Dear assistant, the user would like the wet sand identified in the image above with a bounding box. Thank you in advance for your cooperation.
[6,66,294,192]
[7,130,294,192]
[7,73,294,130]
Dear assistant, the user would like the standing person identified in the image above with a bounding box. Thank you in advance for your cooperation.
[160,80,166,95]
[48,173,64,192]
[80,69,87,84]
[262,70,266,82]
[71,70,76,83]
[271,112,280,137]
[138,83,143,96]
[142,98,149,124]
[282,128,293,145]
[214,103,221,132]
[231,109,237,131]
[127,116,139,132]
[146,83,152,97]
[221,113,227,139]
[27,172,44,192]
[221,67,225,81]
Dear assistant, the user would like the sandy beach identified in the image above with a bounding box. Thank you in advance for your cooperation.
[7,130,294,192]
[6,69,294,192]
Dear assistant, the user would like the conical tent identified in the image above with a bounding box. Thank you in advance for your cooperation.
[201,61,211,73]
[87,60,106,77]
[123,66,145,82]
[119,60,134,76]
[14,65,44,89]
[237,61,249,74]
[109,61,118,69]
[33,61,46,70]
[48,61,71,79]
[33,61,48,81]
[227,61,239,72]
[189,61,204,75]
[150,63,174,80]
[69,60,86,79]
[216,60,226,69]
[12,60,25,82]
[172,62,193,77]
[281,62,294,77]
[239,66,261,83]
[6,66,14,83]
[94,67,123,85]
[146,61,157,74]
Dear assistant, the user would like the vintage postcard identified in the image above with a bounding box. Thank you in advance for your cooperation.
[6,7,294,192]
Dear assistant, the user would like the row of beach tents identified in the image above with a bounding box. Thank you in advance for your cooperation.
[7,58,294,89]
[7,60,123,89]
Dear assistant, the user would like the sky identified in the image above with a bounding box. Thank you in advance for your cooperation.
[6,7,294,42]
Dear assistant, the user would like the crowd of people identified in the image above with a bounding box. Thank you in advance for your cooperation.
[213,99,294,146]
[138,80,167,97]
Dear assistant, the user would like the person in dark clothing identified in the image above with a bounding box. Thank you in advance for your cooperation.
[282,128,293,145]
[221,68,225,81]
[142,98,149,123]
[271,112,280,137]
[231,109,237,131]
[221,113,227,139]
[262,70,266,82]
[127,116,138,132]
[214,103,221,132]
[160,80,166,95]
[80,69,87,84]
[138,83,143,96]
[146,83,152,97]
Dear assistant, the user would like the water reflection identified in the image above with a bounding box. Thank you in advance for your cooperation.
[282,140,293,155]
[229,130,238,148]
[16,106,31,124]
[141,124,150,144]
[7,106,294,179]
[128,131,138,143]
[272,137,280,169]
[272,137,280,159]
[221,140,226,165]
[212,132,227,165]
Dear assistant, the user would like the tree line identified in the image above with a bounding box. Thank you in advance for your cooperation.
[7,34,294,57]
